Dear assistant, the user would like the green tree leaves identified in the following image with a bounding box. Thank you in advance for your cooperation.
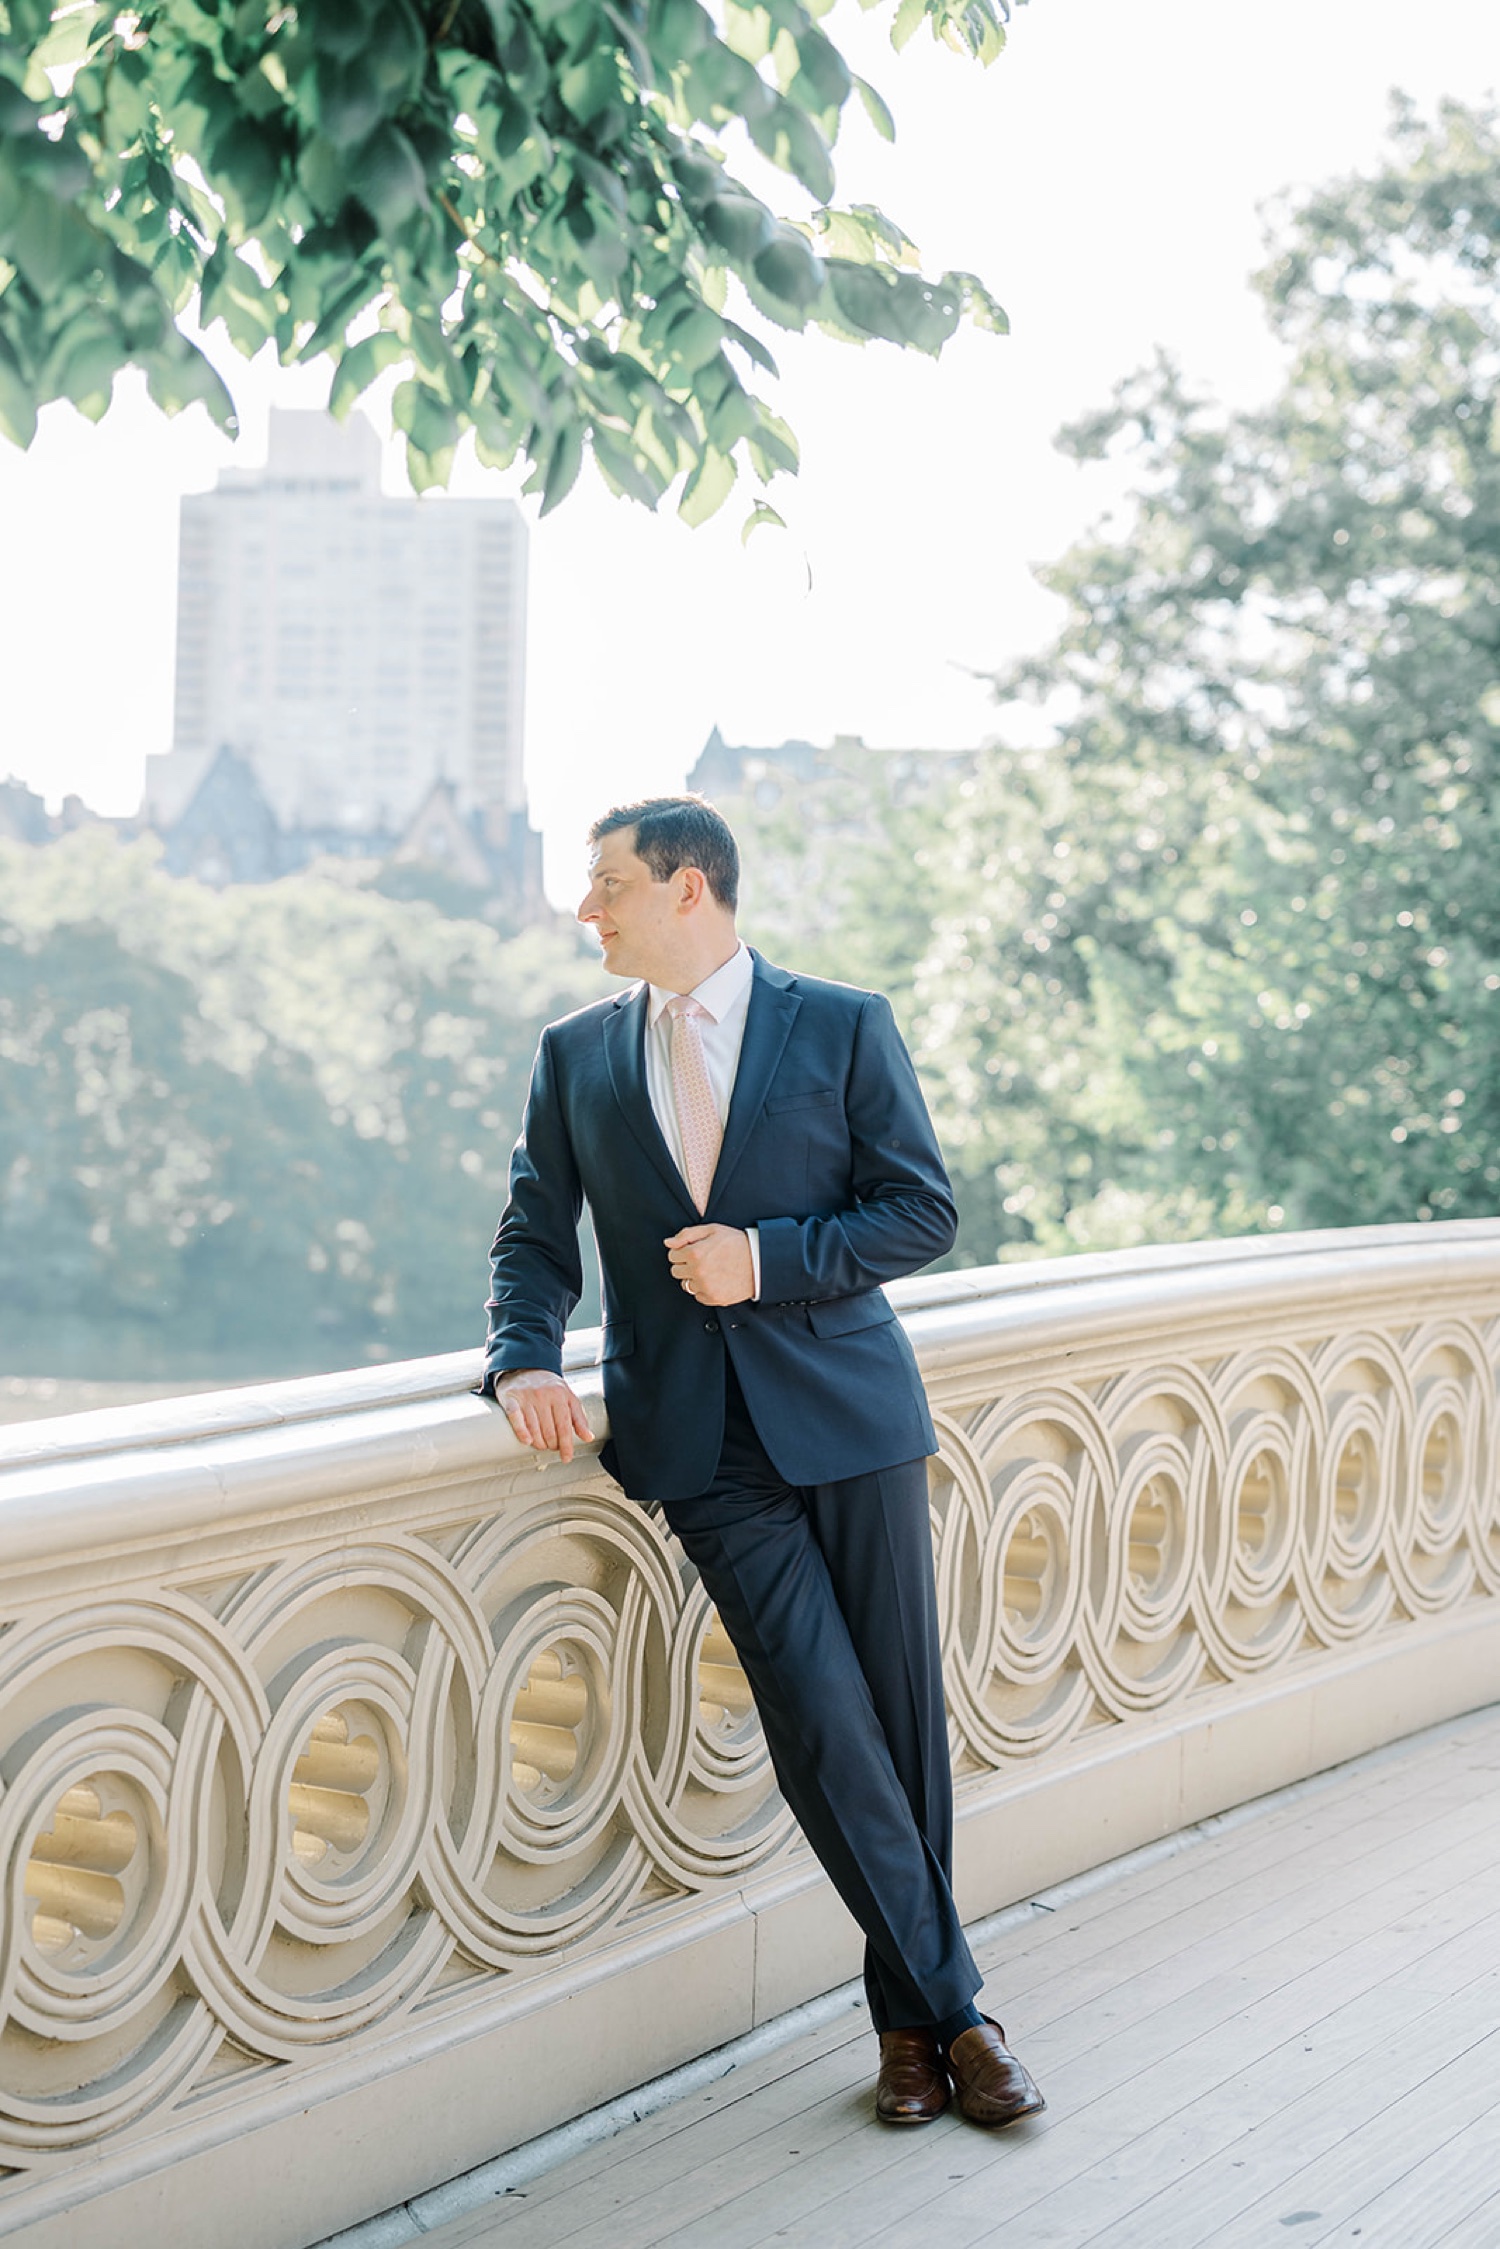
[711,104,1500,1270]
[912,99,1500,1260]
[751,224,825,312]
[0,0,1023,506]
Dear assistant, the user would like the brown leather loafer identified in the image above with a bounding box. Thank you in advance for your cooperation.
[946,2017,1045,2127]
[875,2028,951,2125]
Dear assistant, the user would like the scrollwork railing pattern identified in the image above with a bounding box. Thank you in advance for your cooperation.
[1,1226,1498,2207]
[0,1491,788,2164]
[929,1316,1497,1768]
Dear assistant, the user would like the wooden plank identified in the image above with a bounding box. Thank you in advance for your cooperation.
[592,1814,1500,2249]
[997,1966,1500,2245]
[1432,2181,1500,2248]
[1194,2027,1500,2247]
[718,1781,1500,2246]
[967,1736,1475,2000]
[866,1837,1500,2247]
[432,2045,881,2249]
[975,1736,1495,2041]
[756,1883,1500,2249]
[1305,2112,1500,2248]
[519,1700,1500,2249]
[457,2073,890,2249]
[990,1806,1500,2077]
[419,2004,874,2242]
[416,1708,1500,2249]
[439,1735,1500,2247]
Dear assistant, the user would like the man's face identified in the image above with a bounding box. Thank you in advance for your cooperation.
[577,828,681,982]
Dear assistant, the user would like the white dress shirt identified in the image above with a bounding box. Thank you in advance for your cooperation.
[645,941,761,1295]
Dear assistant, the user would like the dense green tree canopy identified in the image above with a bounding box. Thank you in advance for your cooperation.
[0,831,606,1374]
[0,0,1011,504]
[711,738,958,1003]
[910,98,1500,1259]
[717,103,1500,1266]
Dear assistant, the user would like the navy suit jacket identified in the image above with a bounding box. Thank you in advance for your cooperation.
[483,953,957,1503]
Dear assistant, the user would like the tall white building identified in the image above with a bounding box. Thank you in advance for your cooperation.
[144,411,528,838]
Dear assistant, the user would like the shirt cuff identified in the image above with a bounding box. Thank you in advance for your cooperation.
[745,1226,761,1300]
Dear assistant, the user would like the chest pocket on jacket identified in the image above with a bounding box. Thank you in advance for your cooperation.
[766,1087,838,1114]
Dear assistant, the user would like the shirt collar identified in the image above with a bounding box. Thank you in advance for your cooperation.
[647,941,754,1028]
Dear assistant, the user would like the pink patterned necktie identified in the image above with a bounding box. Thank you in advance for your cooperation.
[666,994,722,1213]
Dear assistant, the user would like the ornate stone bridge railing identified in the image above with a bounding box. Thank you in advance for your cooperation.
[2,1222,1498,2247]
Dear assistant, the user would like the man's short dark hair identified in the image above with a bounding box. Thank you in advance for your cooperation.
[589,795,740,912]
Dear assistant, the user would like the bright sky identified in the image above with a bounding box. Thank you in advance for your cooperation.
[0,0,1494,906]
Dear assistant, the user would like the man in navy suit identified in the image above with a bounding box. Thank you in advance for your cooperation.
[484,797,1044,2130]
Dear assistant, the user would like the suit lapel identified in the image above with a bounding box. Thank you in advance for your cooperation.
[709,957,801,1209]
[601,984,698,1212]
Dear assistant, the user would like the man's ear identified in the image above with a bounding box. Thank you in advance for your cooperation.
[676,866,708,911]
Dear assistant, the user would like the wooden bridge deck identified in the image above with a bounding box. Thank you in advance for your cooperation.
[395,1704,1500,2249]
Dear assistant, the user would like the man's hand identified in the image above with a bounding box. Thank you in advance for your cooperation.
[493,1369,594,1464]
[665,1224,754,1308]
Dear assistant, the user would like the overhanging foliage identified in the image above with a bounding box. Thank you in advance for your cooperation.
[0,0,1015,507]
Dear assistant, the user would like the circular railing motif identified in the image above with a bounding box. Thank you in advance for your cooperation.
[928,1316,1495,1777]
[0,1298,1495,2177]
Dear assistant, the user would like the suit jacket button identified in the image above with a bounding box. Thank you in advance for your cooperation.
[704,1319,720,1334]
